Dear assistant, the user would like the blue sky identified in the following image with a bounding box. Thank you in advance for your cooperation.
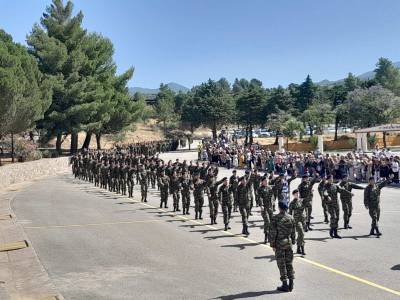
[1,0,400,88]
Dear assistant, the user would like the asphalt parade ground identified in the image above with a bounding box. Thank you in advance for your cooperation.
[11,151,400,299]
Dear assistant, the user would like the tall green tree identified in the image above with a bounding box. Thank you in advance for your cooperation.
[155,84,178,135]
[340,86,400,129]
[190,79,234,139]
[0,29,52,137]
[236,83,267,144]
[301,101,335,135]
[265,85,294,115]
[28,0,89,153]
[0,29,53,162]
[295,75,317,113]
[282,117,304,149]
[374,57,400,95]
[266,110,291,144]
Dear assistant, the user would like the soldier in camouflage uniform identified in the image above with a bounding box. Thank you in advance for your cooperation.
[127,163,135,198]
[138,165,148,202]
[207,173,225,225]
[289,189,306,255]
[237,176,252,235]
[218,177,232,231]
[364,176,391,237]
[193,173,207,220]
[180,171,192,215]
[323,175,349,239]
[338,175,364,229]
[317,177,329,223]
[270,201,296,292]
[229,170,239,212]
[170,171,182,212]
[258,177,274,243]
[244,170,255,216]
[158,170,170,208]
[120,162,128,196]
[297,173,320,231]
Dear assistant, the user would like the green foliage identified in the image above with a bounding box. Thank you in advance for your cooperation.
[155,84,179,134]
[0,29,52,136]
[266,110,291,135]
[295,75,317,113]
[301,101,335,134]
[282,117,304,139]
[340,86,400,128]
[367,134,377,147]
[309,135,318,146]
[374,58,400,95]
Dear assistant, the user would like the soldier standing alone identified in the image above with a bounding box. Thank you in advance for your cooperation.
[270,201,296,292]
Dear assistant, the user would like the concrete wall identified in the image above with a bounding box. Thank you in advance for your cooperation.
[0,157,70,190]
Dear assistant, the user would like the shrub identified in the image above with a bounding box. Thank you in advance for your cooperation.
[42,150,51,158]
[309,135,318,147]
[14,139,38,161]
[368,134,377,147]
[26,150,42,161]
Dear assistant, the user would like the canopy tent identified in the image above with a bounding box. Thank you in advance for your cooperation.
[354,124,400,151]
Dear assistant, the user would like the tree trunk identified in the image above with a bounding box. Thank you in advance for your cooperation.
[309,124,314,136]
[29,131,34,141]
[70,132,78,154]
[274,133,279,145]
[244,126,248,145]
[82,132,92,150]
[11,133,15,163]
[334,116,339,141]
[383,132,387,148]
[95,133,102,150]
[56,133,62,154]
[212,121,217,140]
[249,124,253,145]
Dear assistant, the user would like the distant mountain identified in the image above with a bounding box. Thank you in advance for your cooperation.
[129,82,189,95]
[316,61,400,86]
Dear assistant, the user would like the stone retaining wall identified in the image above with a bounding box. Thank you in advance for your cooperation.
[0,157,70,190]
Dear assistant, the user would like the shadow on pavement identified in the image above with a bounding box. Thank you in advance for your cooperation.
[391,264,400,270]
[221,243,260,250]
[342,234,371,240]
[254,255,275,262]
[190,229,221,234]
[213,290,283,299]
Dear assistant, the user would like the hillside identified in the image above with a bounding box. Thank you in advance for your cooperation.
[317,61,400,86]
[129,82,189,95]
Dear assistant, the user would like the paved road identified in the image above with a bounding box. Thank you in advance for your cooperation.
[12,152,400,299]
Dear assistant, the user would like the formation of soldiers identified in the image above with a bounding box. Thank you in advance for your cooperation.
[70,141,392,293]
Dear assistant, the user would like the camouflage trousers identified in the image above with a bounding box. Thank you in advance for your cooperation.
[127,180,134,198]
[160,190,168,207]
[239,205,250,225]
[328,204,340,229]
[303,199,312,224]
[261,208,273,235]
[194,196,204,214]
[172,192,180,209]
[294,218,305,246]
[140,184,148,202]
[208,197,219,219]
[321,197,328,220]
[181,191,190,212]
[221,203,232,225]
[341,199,353,224]
[368,206,380,228]
[275,247,295,281]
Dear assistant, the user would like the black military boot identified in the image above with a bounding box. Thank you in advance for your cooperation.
[347,223,352,229]
[186,208,190,215]
[160,202,163,208]
[307,223,313,231]
[301,246,306,255]
[214,217,217,224]
[199,212,203,219]
[176,206,180,212]
[195,212,198,220]
[242,225,246,234]
[296,246,301,254]
[375,226,382,237]
[264,234,268,244]
[333,228,342,239]
[344,221,348,229]
[224,224,228,231]
[324,216,329,223]
[277,280,289,292]
[329,228,334,238]
[288,279,294,292]
[304,225,308,232]
[245,224,250,235]
[369,226,375,235]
